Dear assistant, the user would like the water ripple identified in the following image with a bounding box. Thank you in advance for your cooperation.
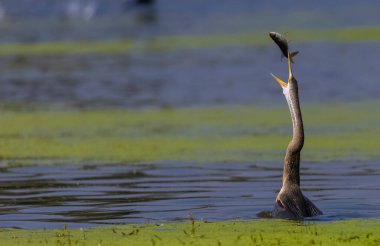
[0,161,379,229]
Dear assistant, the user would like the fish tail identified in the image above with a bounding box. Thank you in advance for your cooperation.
[289,51,299,63]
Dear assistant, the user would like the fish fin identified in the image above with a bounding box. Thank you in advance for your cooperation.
[289,51,299,63]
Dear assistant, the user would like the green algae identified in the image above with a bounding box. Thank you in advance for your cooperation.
[1,219,379,246]
[0,102,380,165]
[1,27,380,55]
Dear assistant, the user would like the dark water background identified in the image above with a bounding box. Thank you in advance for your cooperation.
[0,161,379,229]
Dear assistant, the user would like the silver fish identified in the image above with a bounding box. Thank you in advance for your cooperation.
[269,32,299,63]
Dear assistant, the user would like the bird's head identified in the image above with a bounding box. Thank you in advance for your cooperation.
[270,52,297,97]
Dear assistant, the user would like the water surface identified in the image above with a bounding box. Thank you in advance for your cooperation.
[0,2,379,108]
[0,161,379,229]
[1,43,380,109]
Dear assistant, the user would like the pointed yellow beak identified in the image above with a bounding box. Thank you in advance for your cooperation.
[271,52,294,88]
[271,73,287,88]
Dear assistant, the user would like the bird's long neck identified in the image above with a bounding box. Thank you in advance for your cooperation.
[283,81,304,186]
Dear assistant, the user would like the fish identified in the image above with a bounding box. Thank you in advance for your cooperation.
[269,32,299,63]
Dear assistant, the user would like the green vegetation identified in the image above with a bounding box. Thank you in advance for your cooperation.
[1,27,380,55]
[0,102,378,244]
[1,219,379,245]
[0,102,380,165]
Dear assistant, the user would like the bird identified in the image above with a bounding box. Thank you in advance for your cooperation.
[270,51,322,219]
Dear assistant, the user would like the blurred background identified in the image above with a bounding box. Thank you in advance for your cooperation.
[0,0,379,108]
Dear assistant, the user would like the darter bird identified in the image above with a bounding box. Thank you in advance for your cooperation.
[269,34,322,219]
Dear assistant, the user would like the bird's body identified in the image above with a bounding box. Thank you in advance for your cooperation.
[270,33,322,219]
[271,71,322,219]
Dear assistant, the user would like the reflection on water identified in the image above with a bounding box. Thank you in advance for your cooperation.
[0,161,379,229]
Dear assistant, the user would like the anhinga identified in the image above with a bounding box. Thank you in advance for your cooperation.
[270,51,322,219]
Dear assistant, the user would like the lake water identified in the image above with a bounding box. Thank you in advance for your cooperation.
[0,161,379,229]
[1,43,380,109]
[0,2,379,108]
[0,1,379,231]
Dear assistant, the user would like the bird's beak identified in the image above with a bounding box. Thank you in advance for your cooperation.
[270,52,293,88]
[271,73,287,88]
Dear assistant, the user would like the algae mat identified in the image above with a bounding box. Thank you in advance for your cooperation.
[0,102,379,165]
[2,27,380,56]
[1,103,380,244]
[1,220,379,246]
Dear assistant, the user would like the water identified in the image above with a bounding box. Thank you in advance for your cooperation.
[0,161,379,229]
[1,0,380,40]
[0,1,379,231]
[1,43,380,109]
[0,2,379,108]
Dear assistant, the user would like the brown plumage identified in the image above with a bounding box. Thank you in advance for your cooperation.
[269,32,299,63]
[270,50,322,219]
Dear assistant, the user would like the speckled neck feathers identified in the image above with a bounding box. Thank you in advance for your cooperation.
[282,78,303,187]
